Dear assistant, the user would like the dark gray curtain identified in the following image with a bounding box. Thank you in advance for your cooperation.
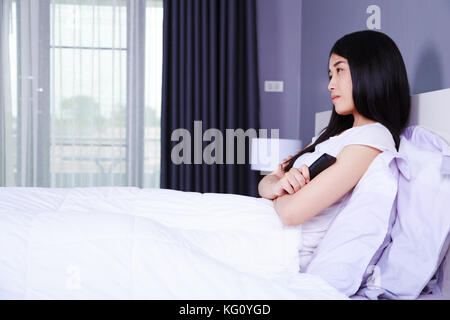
[161,0,260,197]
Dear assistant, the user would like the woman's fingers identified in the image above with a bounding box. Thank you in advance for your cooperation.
[280,177,294,195]
[281,170,303,194]
[289,168,306,189]
[299,164,310,183]
[286,172,301,192]
[277,165,310,196]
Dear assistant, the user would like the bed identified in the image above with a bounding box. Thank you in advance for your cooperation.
[1,88,450,300]
[0,187,348,299]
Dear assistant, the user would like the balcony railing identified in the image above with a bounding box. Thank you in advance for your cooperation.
[50,137,160,187]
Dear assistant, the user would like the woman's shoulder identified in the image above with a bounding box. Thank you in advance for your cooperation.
[353,121,390,135]
[342,122,396,152]
[354,122,392,139]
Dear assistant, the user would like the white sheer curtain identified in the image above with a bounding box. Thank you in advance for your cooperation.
[0,0,11,186]
[144,0,162,189]
[0,0,16,186]
[0,0,162,188]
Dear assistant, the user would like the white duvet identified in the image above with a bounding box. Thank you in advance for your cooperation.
[0,187,347,299]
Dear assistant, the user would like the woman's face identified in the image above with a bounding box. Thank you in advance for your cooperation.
[328,53,355,115]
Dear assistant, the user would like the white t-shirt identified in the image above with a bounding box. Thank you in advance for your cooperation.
[292,122,396,271]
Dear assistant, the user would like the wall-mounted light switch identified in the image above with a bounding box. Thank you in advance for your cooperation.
[264,81,284,93]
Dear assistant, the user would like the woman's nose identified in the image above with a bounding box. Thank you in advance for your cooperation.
[328,78,335,91]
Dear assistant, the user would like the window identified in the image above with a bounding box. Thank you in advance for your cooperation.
[50,0,129,187]
[5,0,162,188]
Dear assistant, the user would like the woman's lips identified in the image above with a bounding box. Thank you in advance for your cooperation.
[332,96,340,101]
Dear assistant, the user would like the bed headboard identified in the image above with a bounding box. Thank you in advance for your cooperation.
[314,88,450,144]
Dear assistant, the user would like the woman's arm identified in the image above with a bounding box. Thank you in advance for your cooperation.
[257,166,285,200]
[273,144,382,226]
[258,142,313,200]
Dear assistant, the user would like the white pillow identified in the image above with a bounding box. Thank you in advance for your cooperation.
[305,150,400,296]
[358,126,450,299]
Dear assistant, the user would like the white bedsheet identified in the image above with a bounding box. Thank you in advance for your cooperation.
[0,187,347,300]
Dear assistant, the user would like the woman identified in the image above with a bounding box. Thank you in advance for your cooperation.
[258,30,410,231]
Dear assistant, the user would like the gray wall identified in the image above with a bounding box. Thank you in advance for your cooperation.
[257,0,302,140]
[258,0,450,145]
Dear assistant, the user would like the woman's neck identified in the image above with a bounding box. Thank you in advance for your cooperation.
[352,114,376,127]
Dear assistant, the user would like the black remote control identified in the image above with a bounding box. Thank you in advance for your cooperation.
[308,153,337,180]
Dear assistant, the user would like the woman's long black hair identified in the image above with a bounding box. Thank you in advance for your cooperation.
[284,30,411,172]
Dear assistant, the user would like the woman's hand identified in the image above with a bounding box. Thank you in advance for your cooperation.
[272,164,310,197]
[258,154,309,200]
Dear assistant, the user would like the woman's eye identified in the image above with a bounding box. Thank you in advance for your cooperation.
[329,68,343,79]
